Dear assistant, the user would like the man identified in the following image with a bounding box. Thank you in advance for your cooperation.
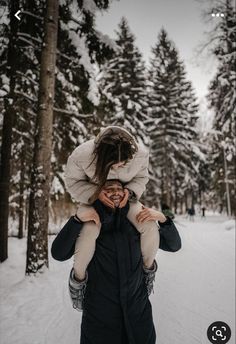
[51,180,181,344]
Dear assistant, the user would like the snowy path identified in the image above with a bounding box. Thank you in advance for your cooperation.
[0,215,235,344]
[152,215,235,344]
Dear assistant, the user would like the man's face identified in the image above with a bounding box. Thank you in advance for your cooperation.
[102,181,125,207]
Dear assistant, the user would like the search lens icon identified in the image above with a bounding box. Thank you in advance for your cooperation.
[207,321,231,343]
[215,329,223,337]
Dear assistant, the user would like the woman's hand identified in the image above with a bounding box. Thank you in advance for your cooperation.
[76,208,101,225]
[118,189,129,208]
[136,206,167,223]
[98,190,115,209]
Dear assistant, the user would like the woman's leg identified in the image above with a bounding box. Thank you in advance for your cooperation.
[127,201,160,269]
[73,204,101,281]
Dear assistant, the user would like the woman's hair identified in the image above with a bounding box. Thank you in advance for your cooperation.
[89,130,138,200]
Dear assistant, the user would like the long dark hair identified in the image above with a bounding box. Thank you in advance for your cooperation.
[88,129,138,202]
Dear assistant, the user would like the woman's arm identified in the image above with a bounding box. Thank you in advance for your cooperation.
[65,155,97,204]
[51,216,83,261]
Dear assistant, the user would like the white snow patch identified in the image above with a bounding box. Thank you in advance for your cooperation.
[83,0,98,14]
[223,219,235,231]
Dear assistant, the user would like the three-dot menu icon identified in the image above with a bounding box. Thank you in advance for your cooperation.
[211,12,225,17]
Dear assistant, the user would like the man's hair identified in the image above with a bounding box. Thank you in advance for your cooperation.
[103,179,124,188]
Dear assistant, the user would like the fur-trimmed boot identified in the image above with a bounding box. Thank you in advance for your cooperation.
[143,260,158,296]
[68,268,88,311]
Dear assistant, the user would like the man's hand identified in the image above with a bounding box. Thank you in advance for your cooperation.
[98,190,115,209]
[76,208,100,225]
[118,188,129,208]
[136,206,167,223]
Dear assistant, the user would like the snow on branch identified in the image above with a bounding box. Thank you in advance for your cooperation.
[14,90,37,102]
[82,0,98,14]
[18,32,42,44]
[53,107,93,118]
[16,71,38,85]
[95,30,118,52]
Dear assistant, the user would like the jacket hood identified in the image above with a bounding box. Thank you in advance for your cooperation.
[94,126,138,148]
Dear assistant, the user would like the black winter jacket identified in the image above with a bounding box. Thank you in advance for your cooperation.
[51,201,181,344]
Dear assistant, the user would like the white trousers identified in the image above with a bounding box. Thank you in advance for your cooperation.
[73,201,160,280]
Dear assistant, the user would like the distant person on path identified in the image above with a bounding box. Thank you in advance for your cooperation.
[187,207,195,221]
[201,206,206,219]
[219,203,223,214]
[51,179,182,344]
[188,207,195,222]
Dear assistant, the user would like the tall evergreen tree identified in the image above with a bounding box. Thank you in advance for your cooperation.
[0,0,48,250]
[207,0,236,215]
[26,0,59,274]
[0,0,20,261]
[146,29,200,209]
[24,0,115,273]
[99,17,149,145]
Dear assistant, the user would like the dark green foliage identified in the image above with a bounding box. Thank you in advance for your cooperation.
[146,29,200,209]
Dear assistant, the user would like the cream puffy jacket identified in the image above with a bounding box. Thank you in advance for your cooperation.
[64,127,149,204]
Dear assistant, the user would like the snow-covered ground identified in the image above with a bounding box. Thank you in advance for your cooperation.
[0,215,235,344]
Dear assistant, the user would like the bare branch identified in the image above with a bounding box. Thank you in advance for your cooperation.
[21,10,43,21]
[17,36,39,49]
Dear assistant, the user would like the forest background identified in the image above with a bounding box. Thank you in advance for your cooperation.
[0,0,235,273]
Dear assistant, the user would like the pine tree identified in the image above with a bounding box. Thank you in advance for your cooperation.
[0,0,20,261]
[99,17,149,145]
[0,0,46,247]
[24,0,115,273]
[207,0,236,215]
[26,0,59,274]
[146,29,200,210]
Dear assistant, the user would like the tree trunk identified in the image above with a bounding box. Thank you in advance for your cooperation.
[180,198,184,215]
[18,151,26,239]
[174,179,178,214]
[0,0,19,262]
[161,169,164,204]
[26,0,59,274]
[162,170,171,206]
[185,191,188,213]
[25,198,29,232]
[191,187,195,210]
[223,146,231,216]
